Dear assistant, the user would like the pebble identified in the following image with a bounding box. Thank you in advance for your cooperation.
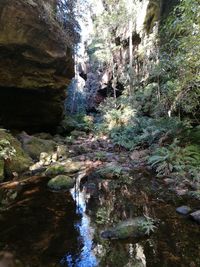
[176,206,192,215]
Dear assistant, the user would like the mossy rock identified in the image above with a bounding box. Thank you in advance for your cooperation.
[45,165,66,176]
[47,175,75,191]
[101,217,149,239]
[45,161,84,176]
[22,136,56,160]
[0,129,32,177]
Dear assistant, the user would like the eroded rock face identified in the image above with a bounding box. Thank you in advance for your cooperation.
[0,0,74,132]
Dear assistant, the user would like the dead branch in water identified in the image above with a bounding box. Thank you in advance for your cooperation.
[0,175,47,190]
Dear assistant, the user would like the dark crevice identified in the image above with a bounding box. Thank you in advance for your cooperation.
[0,86,65,133]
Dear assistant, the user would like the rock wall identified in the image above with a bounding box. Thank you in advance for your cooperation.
[84,0,178,111]
[0,0,74,132]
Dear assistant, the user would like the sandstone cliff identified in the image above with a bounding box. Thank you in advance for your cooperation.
[0,0,74,132]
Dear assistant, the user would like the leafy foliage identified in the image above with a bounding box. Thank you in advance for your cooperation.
[188,190,200,200]
[153,0,200,119]
[96,95,188,150]
[88,0,136,66]
[139,216,157,235]
[97,164,123,178]
[40,0,81,46]
[148,139,200,181]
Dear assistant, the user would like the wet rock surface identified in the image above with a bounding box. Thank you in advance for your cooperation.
[176,206,192,215]
[190,210,200,224]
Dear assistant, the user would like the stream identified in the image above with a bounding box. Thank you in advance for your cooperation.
[0,171,199,267]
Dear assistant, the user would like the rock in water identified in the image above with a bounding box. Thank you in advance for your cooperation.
[176,206,192,215]
[101,217,153,240]
[0,0,74,132]
[190,210,200,224]
[47,175,75,191]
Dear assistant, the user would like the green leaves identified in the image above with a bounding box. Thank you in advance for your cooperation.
[148,139,200,180]
[158,0,200,118]
[139,216,157,235]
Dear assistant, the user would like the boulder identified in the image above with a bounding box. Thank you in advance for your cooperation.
[0,129,32,177]
[18,132,56,160]
[47,175,75,190]
[101,217,153,239]
[190,210,200,224]
[45,161,84,176]
[0,0,74,131]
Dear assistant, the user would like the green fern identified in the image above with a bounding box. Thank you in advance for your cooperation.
[148,139,200,179]
[139,216,157,235]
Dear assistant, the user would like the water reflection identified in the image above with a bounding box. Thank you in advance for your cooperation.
[61,184,98,267]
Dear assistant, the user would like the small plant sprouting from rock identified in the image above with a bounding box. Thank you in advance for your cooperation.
[139,216,157,235]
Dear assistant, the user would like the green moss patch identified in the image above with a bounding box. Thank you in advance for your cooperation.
[47,175,75,190]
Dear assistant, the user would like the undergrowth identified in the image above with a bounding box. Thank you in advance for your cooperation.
[95,94,200,188]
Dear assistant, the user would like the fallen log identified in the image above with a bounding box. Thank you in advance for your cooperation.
[0,175,46,190]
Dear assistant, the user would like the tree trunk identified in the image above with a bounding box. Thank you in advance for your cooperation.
[129,18,133,95]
